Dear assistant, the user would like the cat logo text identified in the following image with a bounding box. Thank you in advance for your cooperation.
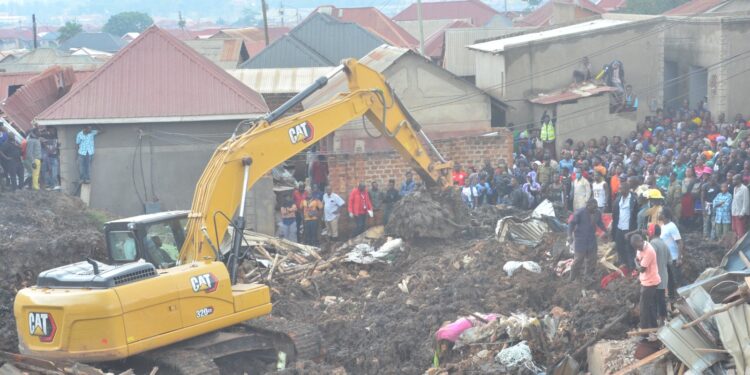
[28,312,56,342]
[288,122,314,144]
[190,273,219,293]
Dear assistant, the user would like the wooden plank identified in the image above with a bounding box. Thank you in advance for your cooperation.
[612,348,669,375]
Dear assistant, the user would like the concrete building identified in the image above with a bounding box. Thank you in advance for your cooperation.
[33,26,275,235]
[469,15,664,125]
[663,14,750,118]
[514,0,605,27]
[529,84,637,153]
[442,27,527,80]
[301,45,508,153]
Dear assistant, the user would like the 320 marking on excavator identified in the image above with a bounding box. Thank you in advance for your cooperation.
[28,312,56,342]
[288,121,314,144]
[190,273,218,293]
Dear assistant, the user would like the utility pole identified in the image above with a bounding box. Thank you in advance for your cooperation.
[417,0,424,55]
[261,0,270,46]
[32,14,37,49]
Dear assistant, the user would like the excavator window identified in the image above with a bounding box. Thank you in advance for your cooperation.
[109,231,137,262]
[144,222,179,268]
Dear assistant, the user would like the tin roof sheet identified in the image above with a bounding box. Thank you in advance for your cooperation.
[226,67,335,94]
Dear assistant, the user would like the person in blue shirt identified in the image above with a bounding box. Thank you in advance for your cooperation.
[399,170,416,197]
[712,182,732,240]
[475,175,492,206]
[559,150,575,174]
[75,126,103,184]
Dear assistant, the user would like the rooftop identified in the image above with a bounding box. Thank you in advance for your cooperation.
[469,18,631,53]
[529,82,617,105]
[58,32,126,53]
[227,67,335,94]
[35,26,268,125]
[314,6,418,49]
[663,0,729,15]
[596,0,628,11]
[184,38,249,69]
[514,0,605,27]
[423,20,474,58]
[393,0,499,26]
[0,48,103,73]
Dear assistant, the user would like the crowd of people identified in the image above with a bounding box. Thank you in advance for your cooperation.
[0,125,101,191]
[277,163,419,246]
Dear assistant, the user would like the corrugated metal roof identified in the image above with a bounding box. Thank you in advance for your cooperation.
[443,27,524,76]
[597,0,628,11]
[529,83,616,105]
[2,66,78,131]
[211,27,289,43]
[469,19,630,53]
[515,0,605,27]
[0,70,93,100]
[393,0,500,26]
[36,26,268,124]
[663,0,728,15]
[58,32,126,53]
[314,6,418,49]
[423,20,474,59]
[240,12,386,69]
[0,48,103,73]
[184,38,248,69]
[226,67,334,94]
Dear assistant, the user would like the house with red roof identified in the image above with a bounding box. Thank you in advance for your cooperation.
[393,0,512,40]
[313,6,418,49]
[515,0,605,27]
[662,0,750,15]
[34,26,273,228]
[596,0,627,12]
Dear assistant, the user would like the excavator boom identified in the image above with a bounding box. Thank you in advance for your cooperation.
[180,58,451,264]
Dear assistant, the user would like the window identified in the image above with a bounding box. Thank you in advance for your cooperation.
[109,231,137,262]
[144,222,179,267]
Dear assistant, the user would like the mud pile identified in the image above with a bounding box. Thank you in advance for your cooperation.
[0,191,107,353]
[385,188,470,239]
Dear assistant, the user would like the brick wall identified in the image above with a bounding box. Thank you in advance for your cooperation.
[327,129,513,194]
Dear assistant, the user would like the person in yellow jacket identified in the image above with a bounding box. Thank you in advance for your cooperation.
[540,113,556,159]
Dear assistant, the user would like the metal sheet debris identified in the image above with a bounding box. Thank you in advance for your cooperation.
[657,316,724,373]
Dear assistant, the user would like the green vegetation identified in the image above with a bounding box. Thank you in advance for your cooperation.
[57,20,82,42]
[103,11,154,37]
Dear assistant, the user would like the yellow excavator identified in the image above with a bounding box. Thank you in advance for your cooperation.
[13,59,453,373]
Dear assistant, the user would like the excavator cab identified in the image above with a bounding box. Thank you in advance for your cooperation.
[104,210,189,269]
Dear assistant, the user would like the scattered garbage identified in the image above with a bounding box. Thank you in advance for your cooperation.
[495,341,543,372]
[344,238,403,264]
[503,260,542,276]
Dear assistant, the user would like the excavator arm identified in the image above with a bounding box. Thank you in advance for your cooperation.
[179,59,452,264]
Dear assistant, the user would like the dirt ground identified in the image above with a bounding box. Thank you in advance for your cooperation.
[0,189,729,374]
[0,190,107,353]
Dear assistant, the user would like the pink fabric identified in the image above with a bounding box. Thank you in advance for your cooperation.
[435,314,498,342]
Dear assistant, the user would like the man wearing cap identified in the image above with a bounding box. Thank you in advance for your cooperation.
[731,174,750,238]
[612,181,638,270]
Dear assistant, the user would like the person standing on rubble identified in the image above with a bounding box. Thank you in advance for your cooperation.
[323,185,345,241]
[611,181,638,270]
[301,190,323,246]
[369,181,382,225]
[278,196,298,243]
[382,179,400,225]
[659,209,683,299]
[731,174,750,239]
[0,137,23,190]
[292,183,308,240]
[568,198,606,281]
[25,129,42,190]
[632,233,660,329]
[647,224,670,324]
[348,182,373,237]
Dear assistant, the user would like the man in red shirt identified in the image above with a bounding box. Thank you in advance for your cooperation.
[292,183,308,239]
[632,234,661,330]
[452,163,467,186]
[348,182,373,237]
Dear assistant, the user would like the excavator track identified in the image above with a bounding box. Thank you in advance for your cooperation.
[130,317,322,375]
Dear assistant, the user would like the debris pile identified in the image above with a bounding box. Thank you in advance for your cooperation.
[385,189,469,239]
[0,191,107,353]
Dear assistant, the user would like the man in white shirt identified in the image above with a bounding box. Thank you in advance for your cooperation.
[731,174,750,239]
[323,185,345,240]
[659,209,683,298]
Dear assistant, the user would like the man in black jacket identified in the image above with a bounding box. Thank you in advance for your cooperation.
[611,181,638,270]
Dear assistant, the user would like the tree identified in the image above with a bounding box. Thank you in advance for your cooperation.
[57,20,83,42]
[232,6,262,27]
[103,11,154,37]
[523,0,543,9]
[619,0,690,14]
